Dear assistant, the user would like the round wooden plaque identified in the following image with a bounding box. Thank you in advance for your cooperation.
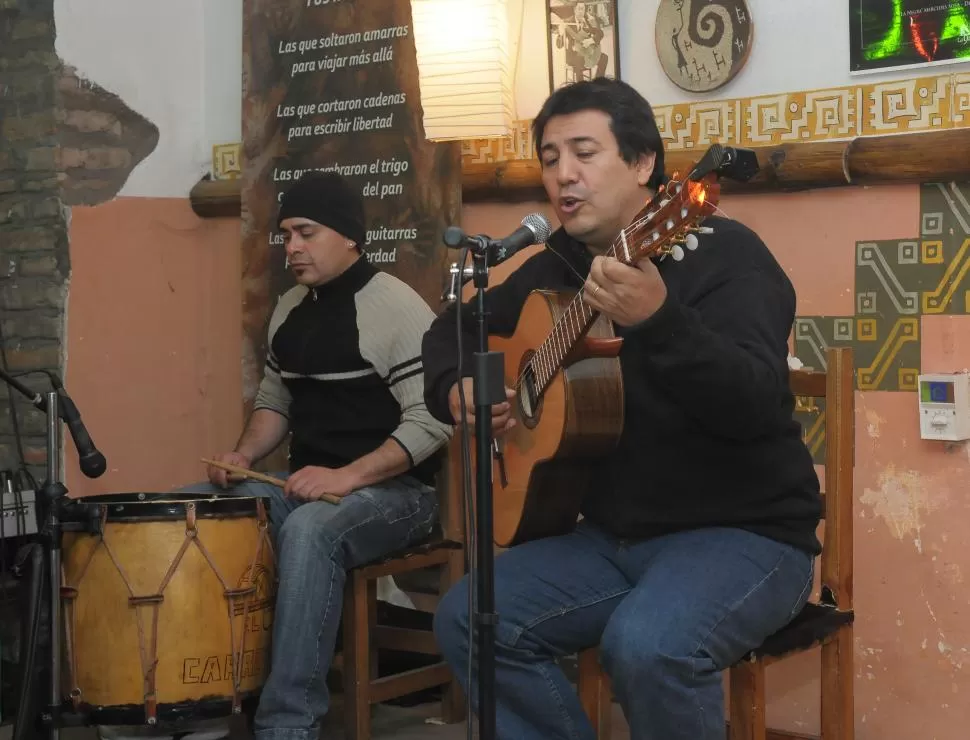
[655,0,753,93]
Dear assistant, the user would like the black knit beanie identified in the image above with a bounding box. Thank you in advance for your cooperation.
[277,171,366,249]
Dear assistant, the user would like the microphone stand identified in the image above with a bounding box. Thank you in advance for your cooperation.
[445,230,505,740]
[1,368,88,740]
[472,237,505,740]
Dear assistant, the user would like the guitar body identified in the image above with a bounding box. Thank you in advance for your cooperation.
[489,289,624,547]
[471,148,723,546]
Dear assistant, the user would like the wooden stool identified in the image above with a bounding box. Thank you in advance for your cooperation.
[340,438,468,740]
[577,347,857,740]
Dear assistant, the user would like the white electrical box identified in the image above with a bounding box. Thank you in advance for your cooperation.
[918,373,970,441]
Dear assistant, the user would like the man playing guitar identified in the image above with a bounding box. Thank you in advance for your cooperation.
[421,77,822,739]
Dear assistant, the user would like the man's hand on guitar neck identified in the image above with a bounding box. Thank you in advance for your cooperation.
[583,254,668,326]
[448,377,517,436]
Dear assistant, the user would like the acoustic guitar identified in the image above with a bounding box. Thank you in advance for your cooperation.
[488,149,725,547]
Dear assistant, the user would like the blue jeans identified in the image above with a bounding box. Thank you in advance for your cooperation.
[180,473,438,740]
[434,520,814,740]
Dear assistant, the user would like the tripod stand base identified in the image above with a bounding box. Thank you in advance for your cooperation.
[13,543,45,740]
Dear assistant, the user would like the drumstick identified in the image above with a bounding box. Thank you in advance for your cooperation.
[201,458,341,504]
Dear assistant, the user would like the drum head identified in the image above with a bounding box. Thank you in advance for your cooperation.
[70,492,265,521]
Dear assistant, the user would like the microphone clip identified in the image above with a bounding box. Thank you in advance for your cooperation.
[443,226,498,256]
[439,214,552,303]
[443,228,518,274]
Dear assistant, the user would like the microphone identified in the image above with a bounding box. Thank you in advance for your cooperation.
[47,375,107,479]
[493,213,552,261]
[443,213,553,264]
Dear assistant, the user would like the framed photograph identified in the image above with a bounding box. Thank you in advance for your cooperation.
[546,0,621,92]
[849,0,970,74]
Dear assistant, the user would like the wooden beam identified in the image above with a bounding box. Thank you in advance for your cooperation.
[461,159,548,202]
[462,127,970,202]
[187,128,970,216]
[189,177,243,218]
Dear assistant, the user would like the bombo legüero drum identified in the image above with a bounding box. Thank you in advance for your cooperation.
[60,493,276,726]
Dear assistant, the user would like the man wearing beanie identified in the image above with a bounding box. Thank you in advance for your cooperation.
[185,170,453,740]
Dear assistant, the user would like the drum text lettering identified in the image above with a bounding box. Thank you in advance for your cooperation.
[244,609,273,633]
[182,648,267,684]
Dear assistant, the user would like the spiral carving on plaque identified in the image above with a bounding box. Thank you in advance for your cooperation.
[655,0,753,93]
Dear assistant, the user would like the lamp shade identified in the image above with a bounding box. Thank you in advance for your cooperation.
[412,0,514,141]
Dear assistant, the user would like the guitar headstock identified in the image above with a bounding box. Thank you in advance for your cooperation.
[612,160,721,266]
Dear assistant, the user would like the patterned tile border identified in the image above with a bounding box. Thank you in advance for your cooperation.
[462,71,970,164]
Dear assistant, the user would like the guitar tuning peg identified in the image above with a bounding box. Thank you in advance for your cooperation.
[671,244,685,261]
[697,226,714,235]
[685,233,699,251]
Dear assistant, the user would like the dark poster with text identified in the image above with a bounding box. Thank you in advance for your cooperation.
[850,0,970,73]
[241,0,461,409]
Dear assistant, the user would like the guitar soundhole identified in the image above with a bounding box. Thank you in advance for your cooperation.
[518,360,541,429]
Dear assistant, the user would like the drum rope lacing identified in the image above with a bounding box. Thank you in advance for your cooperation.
[61,499,274,724]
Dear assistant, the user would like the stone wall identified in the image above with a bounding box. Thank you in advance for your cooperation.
[0,0,157,484]
[0,0,69,484]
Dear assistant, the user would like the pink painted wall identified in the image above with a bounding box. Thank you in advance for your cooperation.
[729,186,970,735]
[65,197,244,498]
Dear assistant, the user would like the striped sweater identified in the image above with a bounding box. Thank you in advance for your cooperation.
[253,257,452,485]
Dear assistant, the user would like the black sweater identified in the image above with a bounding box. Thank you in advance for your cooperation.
[422,216,822,555]
[253,258,452,486]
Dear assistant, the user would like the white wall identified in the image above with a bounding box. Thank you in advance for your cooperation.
[50,0,970,198]
[617,0,970,108]
[518,0,970,118]
[204,0,243,152]
[53,0,241,199]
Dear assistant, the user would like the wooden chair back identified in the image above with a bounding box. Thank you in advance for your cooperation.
[727,345,857,739]
[790,345,854,615]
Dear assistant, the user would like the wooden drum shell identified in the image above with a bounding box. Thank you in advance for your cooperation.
[60,494,277,725]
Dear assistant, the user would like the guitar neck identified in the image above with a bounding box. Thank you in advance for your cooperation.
[530,290,600,396]
[524,237,633,397]
[521,167,721,401]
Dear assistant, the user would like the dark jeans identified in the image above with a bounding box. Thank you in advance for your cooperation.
[182,473,438,740]
[434,519,814,740]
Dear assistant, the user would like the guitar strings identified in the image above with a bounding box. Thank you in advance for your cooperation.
[515,240,617,390]
[518,180,688,389]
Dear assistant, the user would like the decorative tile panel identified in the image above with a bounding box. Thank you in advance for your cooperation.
[461,71,970,166]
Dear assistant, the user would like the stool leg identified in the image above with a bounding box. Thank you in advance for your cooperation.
[729,659,766,740]
[577,648,612,740]
[439,550,466,723]
[343,572,371,740]
[368,582,379,680]
[820,625,854,740]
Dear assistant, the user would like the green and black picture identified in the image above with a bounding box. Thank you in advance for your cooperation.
[850,0,970,73]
